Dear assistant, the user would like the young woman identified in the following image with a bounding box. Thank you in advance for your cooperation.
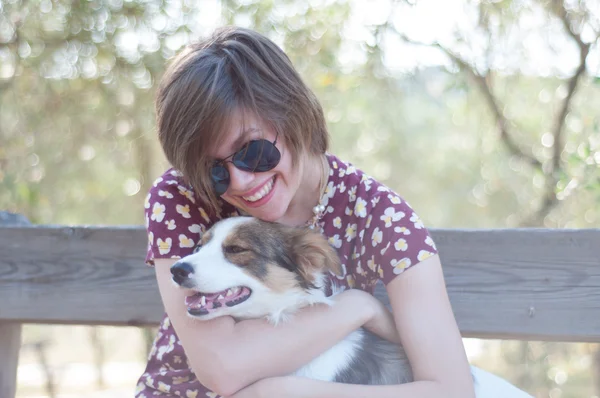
[136,26,475,398]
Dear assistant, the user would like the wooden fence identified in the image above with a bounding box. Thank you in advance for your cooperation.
[1,212,599,397]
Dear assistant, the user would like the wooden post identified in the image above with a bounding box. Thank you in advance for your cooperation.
[0,212,28,398]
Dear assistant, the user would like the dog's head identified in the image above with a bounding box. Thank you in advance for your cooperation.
[170,217,342,323]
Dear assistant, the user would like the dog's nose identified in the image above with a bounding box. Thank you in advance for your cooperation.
[171,262,194,285]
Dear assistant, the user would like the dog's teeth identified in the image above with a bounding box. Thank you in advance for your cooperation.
[200,296,206,306]
[218,294,224,300]
[226,289,233,297]
[232,287,240,294]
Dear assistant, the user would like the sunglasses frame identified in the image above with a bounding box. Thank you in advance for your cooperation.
[210,132,280,195]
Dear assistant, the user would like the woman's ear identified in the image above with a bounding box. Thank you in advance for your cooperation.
[293,228,343,278]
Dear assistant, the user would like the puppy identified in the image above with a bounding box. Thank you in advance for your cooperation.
[170,216,413,385]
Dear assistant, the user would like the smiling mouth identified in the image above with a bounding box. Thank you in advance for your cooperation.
[185,286,252,316]
[242,176,275,202]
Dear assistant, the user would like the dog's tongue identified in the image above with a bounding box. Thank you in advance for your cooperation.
[185,287,250,311]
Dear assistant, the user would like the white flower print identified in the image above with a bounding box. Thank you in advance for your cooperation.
[380,207,406,228]
[179,234,194,248]
[165,220,176,230]
[346,165,357,175]
[367,255,377,272]
[176,204,192,218]
[348,186,357,202]
[425,236,437,249]
[333,217,342,229]
[325,181,336,199]
[199,207,210,223]
[188,224,204,234]
[156,334,176,360]
[394,226,411,235]
[410,213,424,229]
[151,202,166,222]
[371,227,383,247]
[380,241,391,256]
[148,231,154,246]
[388,194,402,204]
[366,214,373,228]
[418,250,435,261]
[157,381,171,393]
[157,237,172,255]
[145,213,150,229]
[144,193,151,209]
[158,190,174,199]
[165,179,178,185]
[345,223,357,241]
[170,169,184,177]
[338,181,346,193]
[371,196,380,207]
[345,206,353,216]
[177,185,196,204]
[359,229,365,241]
[377,185,391,193]
[338,168,346,178]
[361,175,372,191]
[172,375,190,385]
[394,238,408,251]
[354,197,368,218]
[392,258,411,274]
[328,234,342,248]
[152,177,163,187]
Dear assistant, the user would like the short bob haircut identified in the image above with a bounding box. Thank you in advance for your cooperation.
[155,26,329,214]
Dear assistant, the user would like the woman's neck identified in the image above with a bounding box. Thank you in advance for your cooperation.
[280,153,328,227]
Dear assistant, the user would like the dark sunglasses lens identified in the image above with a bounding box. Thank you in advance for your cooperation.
[232,140,281,172]
[211,165,230,195]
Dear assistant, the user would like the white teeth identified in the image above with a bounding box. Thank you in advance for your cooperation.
[218,294,224,300]
[200,296,206,306]
[242,177,274,202]
[232,287,240,294]
[226,289,233,297]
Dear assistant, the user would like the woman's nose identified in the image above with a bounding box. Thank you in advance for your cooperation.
[226,163,255,192]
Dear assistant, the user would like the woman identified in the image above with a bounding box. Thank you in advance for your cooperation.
[137,26,475,398]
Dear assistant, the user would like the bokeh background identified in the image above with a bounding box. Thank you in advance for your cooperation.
[1,0,599,397]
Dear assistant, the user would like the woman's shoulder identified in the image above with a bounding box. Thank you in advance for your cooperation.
[325,154,403,208]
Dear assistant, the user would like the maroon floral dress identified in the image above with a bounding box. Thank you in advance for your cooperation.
[135,153,438,397]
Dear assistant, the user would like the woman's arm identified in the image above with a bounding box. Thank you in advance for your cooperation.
[229,254,475,398]
[154,258,394,397]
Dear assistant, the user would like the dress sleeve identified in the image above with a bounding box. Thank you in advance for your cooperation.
[143,170,216,266]
[356,191,439,285]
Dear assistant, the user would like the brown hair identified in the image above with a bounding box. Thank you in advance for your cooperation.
[155,26,329,214]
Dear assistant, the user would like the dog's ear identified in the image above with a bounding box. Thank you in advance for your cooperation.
[292,228,343,278]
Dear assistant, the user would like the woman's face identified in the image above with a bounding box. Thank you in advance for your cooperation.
[210,110,304,223]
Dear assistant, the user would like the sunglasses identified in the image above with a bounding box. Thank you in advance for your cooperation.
[210,133,281,195]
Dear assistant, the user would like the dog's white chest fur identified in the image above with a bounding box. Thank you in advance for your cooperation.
[292,329,363,382]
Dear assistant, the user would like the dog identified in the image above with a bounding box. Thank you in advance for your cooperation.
[169,216,536,398]
[170,216,414,385]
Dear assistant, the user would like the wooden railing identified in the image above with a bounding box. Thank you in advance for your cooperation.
[1,212,599,397]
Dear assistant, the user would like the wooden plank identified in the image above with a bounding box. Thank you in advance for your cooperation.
[377,228,600,342]
[0,225,163,326]
[0,212,26,398]
[0,225,599,342]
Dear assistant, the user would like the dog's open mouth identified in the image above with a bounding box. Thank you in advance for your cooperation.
[185,286,252,316]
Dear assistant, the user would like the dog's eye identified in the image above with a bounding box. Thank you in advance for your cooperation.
[224,245,247,254]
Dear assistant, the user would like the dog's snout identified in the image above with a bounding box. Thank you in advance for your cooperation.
[171,262,194,285]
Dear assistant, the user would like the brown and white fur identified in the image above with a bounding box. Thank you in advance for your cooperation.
[170,216,413,385]
[170,216,535,397]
